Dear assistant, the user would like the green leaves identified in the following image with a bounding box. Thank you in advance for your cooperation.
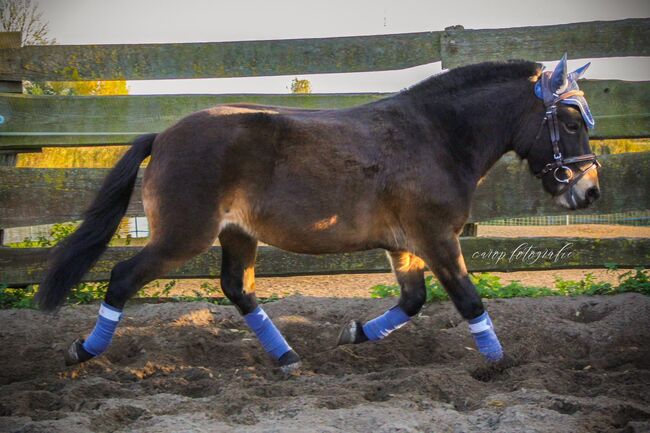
[368,269,650,302]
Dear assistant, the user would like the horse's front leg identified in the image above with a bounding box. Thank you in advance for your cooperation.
[416,233,504,362]
[219,226,301,373]
[338,231,504,363]
[338,251,426,345]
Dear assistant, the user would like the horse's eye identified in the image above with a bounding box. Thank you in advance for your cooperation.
[565,122,580,133]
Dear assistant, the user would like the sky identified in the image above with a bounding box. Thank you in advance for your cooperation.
[37,0,650,95]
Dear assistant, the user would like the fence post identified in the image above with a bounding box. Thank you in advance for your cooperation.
[0,32,22,165]
[440,25,465,69]
[0,32,22,244]
[461,223,478,237]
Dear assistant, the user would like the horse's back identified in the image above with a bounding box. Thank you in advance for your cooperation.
[142,102,402,253]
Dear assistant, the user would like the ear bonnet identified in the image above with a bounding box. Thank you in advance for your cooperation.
[534,53,595,128]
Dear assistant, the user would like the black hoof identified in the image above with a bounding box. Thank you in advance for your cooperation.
[64,339,95,366]
[337,320,369,346]
[278,349,301,375]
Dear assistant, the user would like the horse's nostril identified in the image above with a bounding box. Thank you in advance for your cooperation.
[586,186,601,202]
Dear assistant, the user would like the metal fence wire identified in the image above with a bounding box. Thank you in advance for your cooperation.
[480,211,650,227]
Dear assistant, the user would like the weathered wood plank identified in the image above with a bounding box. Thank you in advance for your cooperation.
[0,31,21,162]
[0,167,144,228]
[580,80,650,139]
[0,93,388,148]
[470,151,650,222]
[0,153,647,229]
[1,237,647,286]
[441,18,650,68]
[1,79,647,148]
[0,31,442,82]
[0,32,21,245]
[1,19,647,82]
[0,32,21,94]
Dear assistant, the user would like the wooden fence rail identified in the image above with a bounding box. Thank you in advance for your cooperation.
[0,18,648,286]
[0,18,647,82]
[1,79,648,149]
[1,152,647,230]
[2,237,648,286]
[440,18,650,68]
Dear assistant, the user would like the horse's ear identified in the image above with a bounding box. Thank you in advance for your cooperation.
[530,62,545,81]
[568,62,591,82]
[550,53,568,94]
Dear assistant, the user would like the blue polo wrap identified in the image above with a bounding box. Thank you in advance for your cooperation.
[244,306,292,360]
[468,311,503,362]
[82,302,122,356]
[362,306,411,341]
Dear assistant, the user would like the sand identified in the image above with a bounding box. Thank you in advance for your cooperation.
[1,294,649,433]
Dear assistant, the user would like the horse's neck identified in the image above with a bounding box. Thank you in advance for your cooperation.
[462,110,514,182]
[417,85,525,184]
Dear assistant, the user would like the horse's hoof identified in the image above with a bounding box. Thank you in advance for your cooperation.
[278,349,301,375]
[64,339,94,366]
[337,320,369,346]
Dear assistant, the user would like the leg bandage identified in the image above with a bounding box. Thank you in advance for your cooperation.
[362,306,411,341]
[244,306,292,360]
[82,302,123,356]
[468,311,503,362]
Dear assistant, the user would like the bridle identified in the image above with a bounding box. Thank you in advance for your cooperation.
[532,89,600,195]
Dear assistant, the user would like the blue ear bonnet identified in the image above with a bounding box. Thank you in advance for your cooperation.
[534,59,595,129]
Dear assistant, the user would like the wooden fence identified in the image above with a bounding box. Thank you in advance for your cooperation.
[1,18,649,286]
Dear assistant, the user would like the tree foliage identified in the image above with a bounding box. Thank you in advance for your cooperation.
[24,79,129,96]
[290,77,312,94]
[1,0,131,168]
[17,146,131,168]
[0,0,55,45]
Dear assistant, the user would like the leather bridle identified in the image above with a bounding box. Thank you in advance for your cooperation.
[532,89,600,195]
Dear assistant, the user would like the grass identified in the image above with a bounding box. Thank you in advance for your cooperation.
[370,267,650,302]
[2,268,646,310]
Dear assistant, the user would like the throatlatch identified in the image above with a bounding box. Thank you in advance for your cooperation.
[468,311,503,362]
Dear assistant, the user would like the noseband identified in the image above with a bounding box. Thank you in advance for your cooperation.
[532,90,600,195]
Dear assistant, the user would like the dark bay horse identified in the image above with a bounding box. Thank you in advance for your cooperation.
[37,56,600,372]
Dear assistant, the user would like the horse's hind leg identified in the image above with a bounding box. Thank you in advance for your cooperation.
[64,245,189,365]
[219,226,300,373]
[338,251,426,345]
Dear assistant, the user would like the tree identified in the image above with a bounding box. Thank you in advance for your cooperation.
[24,79,129,96]
[290,77,312,94]
[0,0,55,45]
[0,0,129,167]
[0,0,128,96]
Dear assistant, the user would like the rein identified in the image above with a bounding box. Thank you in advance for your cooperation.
[532,89,600,195]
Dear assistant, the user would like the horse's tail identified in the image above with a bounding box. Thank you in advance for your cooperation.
[36,133,157,311]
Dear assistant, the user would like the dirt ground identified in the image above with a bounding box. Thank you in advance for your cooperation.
[1,294,649,433]
[2,224,649,432]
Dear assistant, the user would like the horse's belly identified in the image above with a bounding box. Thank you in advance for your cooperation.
[239,209,384,254]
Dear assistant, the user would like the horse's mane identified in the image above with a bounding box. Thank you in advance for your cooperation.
[402,60,541,98]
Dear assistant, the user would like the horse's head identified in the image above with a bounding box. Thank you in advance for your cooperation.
[518,54,600,210]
